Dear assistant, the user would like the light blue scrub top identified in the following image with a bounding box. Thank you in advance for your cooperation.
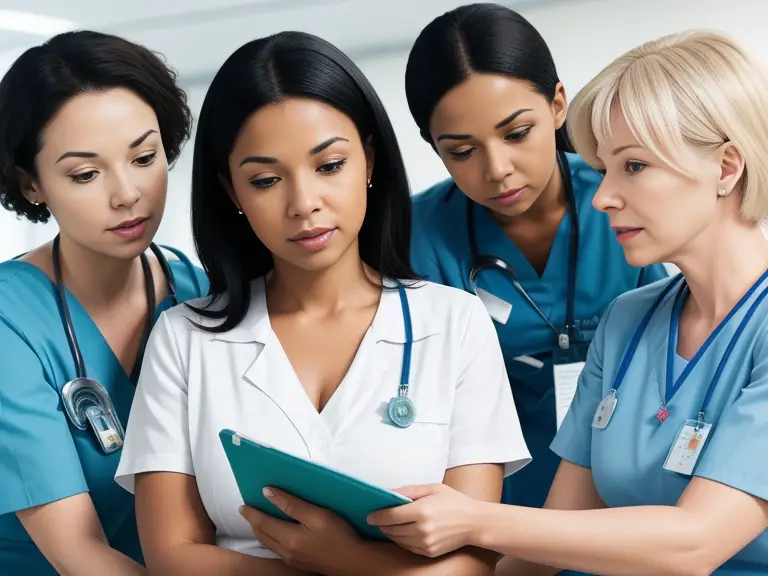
[410,153,668,509]
[0,248,209,575]
[552,275,768,574]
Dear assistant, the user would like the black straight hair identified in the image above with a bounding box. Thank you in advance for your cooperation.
[190,31,416,333]
[0,30,191,223]
[405,2,573,152]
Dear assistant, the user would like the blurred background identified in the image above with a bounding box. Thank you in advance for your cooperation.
[0,0,766,263]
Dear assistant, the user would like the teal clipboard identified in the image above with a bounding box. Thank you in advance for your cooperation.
[219,429,411,542]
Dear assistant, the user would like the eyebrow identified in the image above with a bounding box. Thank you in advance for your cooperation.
[436,108,533,142]
[55,129,159,163]
[238,136,350,167]
[611,144,644,155]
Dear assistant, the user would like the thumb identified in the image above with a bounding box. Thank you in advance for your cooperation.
[394,483,443,501]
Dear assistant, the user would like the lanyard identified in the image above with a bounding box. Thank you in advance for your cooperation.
[467,149,578,349]
[387,283,415,428]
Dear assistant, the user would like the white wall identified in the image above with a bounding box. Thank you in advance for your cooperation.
[4,0,768,262]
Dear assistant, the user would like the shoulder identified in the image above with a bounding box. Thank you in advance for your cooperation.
[403,279,487,338]
[604,275,680,331]
[157,245,209,300]
[412,179,463,223]
[566,152,604,207]
[0,260,55,319]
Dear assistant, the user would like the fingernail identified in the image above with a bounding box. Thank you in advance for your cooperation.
[238,505,245,516]
[263,487,274,499]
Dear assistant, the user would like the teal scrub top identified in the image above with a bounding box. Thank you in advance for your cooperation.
[552,274,768,574]
[410,153,669,509]
[0,247,209,575]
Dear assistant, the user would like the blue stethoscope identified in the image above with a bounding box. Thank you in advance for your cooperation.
[387,283,416,428]
[51,234,178,453]
[592,269,768,431]
[466,150,578,367]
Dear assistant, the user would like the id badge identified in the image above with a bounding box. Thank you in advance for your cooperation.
[553,362,584,430]
[663,419,713,476]
[591,390,617,430]
[475,288,512,324]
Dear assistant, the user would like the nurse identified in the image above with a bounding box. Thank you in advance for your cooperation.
[114,31,530,576]
[368,29,768,575]
[405,3,669,508]
[0,31,208,574]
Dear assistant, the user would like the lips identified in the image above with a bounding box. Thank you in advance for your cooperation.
[492,187,525,200]
[289,227,336,251]
[110,217,148,230]
[290,227,334,241]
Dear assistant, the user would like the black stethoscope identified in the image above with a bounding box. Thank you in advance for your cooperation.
[466,149,578,363]
[53,234,178,454]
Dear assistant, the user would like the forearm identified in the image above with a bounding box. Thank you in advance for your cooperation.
[147,543,310,576]
[51,537,146,576]
[471,502,708,576]
[334,541,496,576]
[495,554,559,576]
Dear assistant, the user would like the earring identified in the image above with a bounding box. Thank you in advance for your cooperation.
[718,188,729,197]
[31,198,39,206]
[367,179,372,189]
[237,210,243,215]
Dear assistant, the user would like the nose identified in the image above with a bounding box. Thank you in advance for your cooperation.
[287,178,323,218]
[109,168,141,209]
[484,141,514,183]
[592,176,625,213]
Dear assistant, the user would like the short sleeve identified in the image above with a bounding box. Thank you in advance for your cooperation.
[447,298,531,477]
[410,216,446,284]
[550,299,617,468]
[0,316,88,515]
[638,263,669,287]
[115,312,193,493]
[693,326,768,501]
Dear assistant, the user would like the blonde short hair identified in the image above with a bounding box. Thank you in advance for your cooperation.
[568,30,768,221]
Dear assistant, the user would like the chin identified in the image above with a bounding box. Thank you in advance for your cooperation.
[622,246,665,269]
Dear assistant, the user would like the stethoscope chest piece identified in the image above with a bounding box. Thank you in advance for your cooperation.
[387,386,416,428]
[61,377,125,454]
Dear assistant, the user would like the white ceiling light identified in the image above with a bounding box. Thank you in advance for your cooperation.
[0,9,75,35]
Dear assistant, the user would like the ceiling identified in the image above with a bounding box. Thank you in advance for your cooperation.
[0,0,564,84]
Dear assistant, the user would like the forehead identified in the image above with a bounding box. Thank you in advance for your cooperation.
[595,106,639,158]
[233,98,358,154]
[41,88,159,155]
[429,73,549,133]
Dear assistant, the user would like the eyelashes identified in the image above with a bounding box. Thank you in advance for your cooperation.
[249,158,348,189]
[448,127,533,161]
[68,152,157,185]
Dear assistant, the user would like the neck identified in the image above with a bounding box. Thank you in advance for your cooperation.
[267,240,380,315]
[493,156,566,227]
[56,234,143,308]
[673,218,768,323]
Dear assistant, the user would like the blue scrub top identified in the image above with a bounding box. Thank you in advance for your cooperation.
[410,153,668,509]
[0,248,209,575]
[552,275,768,574]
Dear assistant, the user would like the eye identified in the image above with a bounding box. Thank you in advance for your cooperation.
[625,160,647,174]
[70,170,98,184]
[317,158,347,174]
[449,147,474,161]
[249,175,281,189]
[505,126,532,142]
[134,152,156,166]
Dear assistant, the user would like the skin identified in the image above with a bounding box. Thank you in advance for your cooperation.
[135,97,501,576]
[14,87,174,575]
[368,108,768,576]
[428,73,568,274]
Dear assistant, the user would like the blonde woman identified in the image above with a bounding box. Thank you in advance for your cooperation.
[367,30,768,575]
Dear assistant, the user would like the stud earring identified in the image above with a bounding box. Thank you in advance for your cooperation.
[237,210,243,215]
[31,198,39,206]
[367,179,372,189]
[718,188,729,197]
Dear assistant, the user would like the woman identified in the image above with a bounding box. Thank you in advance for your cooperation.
[369,29,768,575]
[0,31,208,575]
[405,2,669,508]
[114,31,531,575]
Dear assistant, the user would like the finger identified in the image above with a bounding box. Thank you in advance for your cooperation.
[367,501,424,527]
[263,487,321,524]
[394,483,443,501]
[251,527,284,555]
[240,505,297,541]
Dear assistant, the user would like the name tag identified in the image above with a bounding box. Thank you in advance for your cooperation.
[663,419,713,476]
[476,288,512,324]
[553,362,584,429]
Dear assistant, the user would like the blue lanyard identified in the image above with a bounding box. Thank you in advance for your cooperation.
[396,283,413,388]
[664,267,768,406]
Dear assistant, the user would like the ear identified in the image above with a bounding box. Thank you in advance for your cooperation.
[364,135,375,184]
[217,172,242,212]
[16,168,43,205]
[717,142,745,197]
[552,82,568,131]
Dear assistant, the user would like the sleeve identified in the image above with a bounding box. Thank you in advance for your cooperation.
[693,325,768,501]
[446,297,532,477]
[114,312,193,493]
[0,316,88,516]
[410,214,446,284]
[549,299,618,468]
[638,263,669,287]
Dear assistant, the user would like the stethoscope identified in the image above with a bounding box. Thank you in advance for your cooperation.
[466,149,578,367]
[387,283,415,428]
[52,234,178,454]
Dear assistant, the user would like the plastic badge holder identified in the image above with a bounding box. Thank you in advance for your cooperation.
[219,429,411,541]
